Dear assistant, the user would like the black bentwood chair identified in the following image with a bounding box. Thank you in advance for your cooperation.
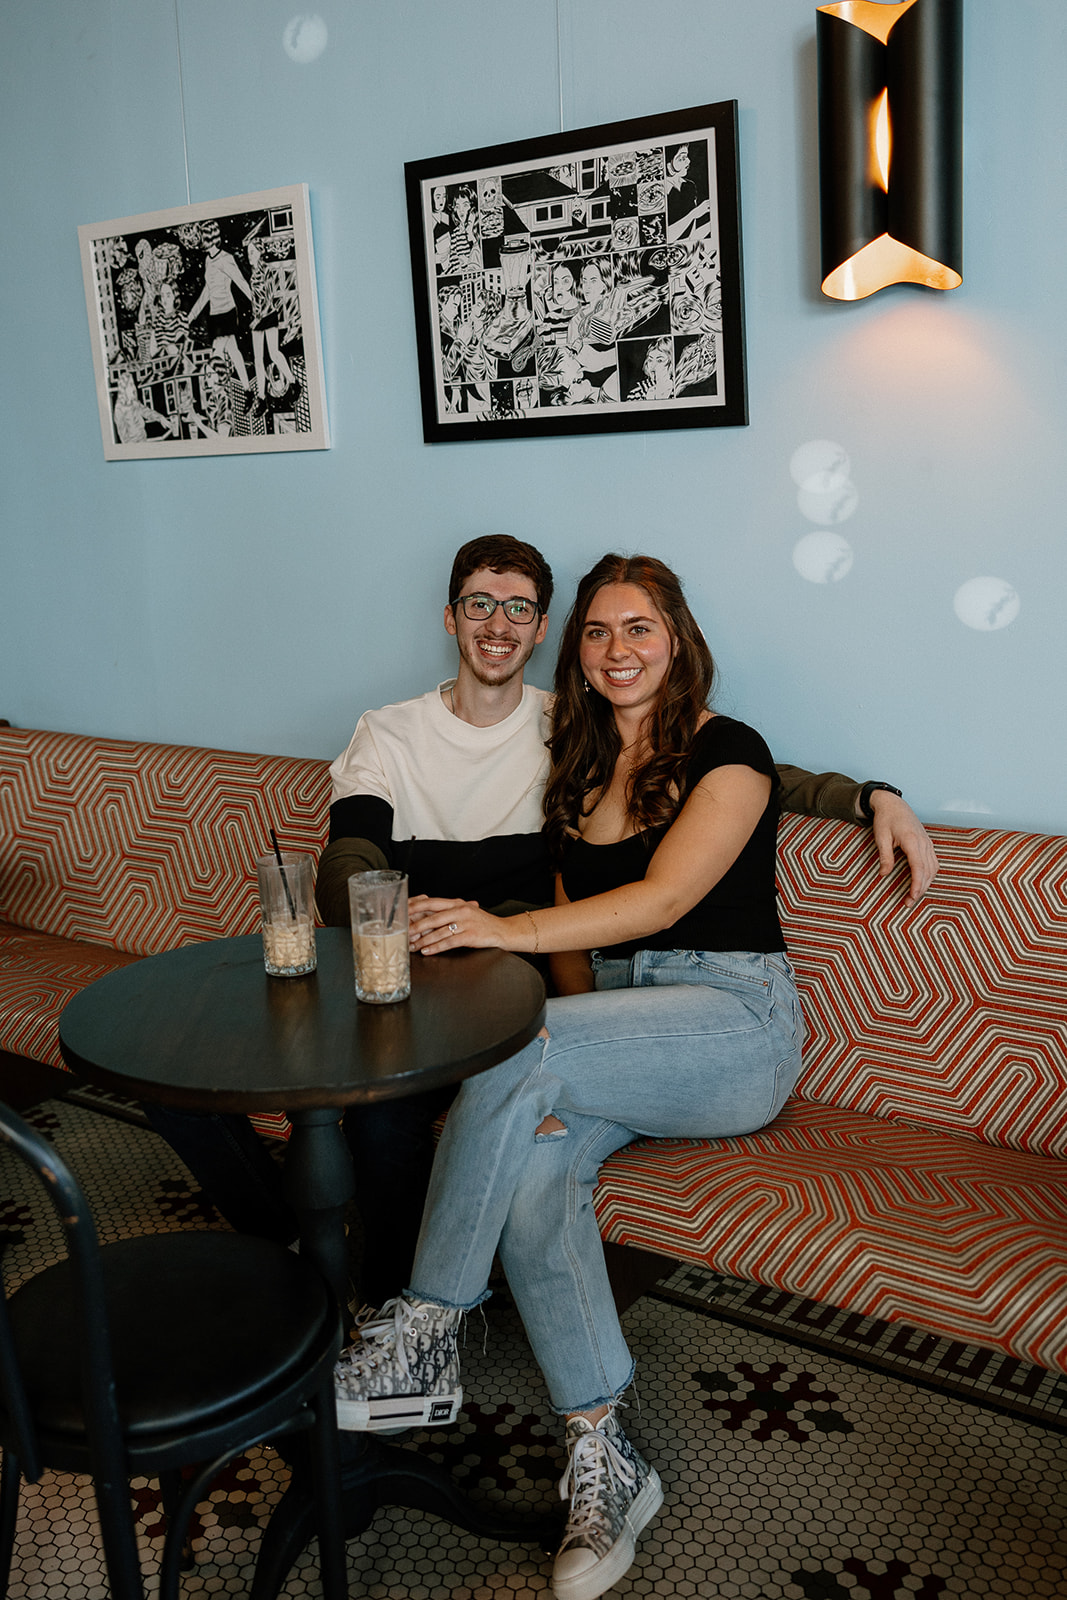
[0,1102,347,1600]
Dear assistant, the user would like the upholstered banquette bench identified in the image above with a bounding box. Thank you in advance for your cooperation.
[2,724,1065,1380]
[0,724,329,1142]
[594,814,1067,1378]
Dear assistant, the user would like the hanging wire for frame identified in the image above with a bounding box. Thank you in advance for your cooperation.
[172,0,192,205]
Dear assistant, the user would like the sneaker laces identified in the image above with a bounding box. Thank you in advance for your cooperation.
[336,1295,426,1383]
[558,1422,638,1538]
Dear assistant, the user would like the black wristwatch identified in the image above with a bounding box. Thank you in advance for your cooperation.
[858,781,903,821]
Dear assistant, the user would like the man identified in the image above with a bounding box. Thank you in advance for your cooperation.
[147,534,937,1320]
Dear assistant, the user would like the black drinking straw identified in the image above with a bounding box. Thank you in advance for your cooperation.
[269,827,297,920]
[386,835,415,928]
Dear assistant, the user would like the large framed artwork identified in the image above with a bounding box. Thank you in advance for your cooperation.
[78,185,329,459]
[405,101,747,444]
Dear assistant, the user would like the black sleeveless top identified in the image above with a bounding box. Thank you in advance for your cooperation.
[559,715,785,958]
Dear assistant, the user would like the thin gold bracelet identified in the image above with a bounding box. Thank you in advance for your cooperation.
[525,910,540,954]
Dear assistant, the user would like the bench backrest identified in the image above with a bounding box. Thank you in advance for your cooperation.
[3,727,1064,1160]
[0,727,330,956]
[777,814,1067,1160]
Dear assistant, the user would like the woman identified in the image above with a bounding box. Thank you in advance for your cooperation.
[665,143,710,242]
[538,259,582,344]
[625,335,674,402]
[567,256,663,365]
[334,555,804,1600]
[537,342,619,407]
[247,231,297,415]
[445,184,479,276]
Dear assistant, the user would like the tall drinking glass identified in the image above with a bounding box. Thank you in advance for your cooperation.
[349,871,411,1004]
[256,853,317,976]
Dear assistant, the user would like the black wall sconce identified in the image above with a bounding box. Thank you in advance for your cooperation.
[817,0,962,301]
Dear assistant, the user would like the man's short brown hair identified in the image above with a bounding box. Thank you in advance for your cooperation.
[449,536,554,614]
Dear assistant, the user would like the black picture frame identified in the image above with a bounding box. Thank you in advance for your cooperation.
[405,101,748,444]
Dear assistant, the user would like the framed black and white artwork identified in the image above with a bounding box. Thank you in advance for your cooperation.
[405,102,747,444]
[78,184,329,459]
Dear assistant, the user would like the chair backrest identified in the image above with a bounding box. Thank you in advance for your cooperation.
[0,1103,126,1485]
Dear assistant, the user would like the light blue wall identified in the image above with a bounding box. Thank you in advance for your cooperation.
[2,1,1064,833]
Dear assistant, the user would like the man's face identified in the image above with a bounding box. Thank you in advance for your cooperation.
[444,566,548,689]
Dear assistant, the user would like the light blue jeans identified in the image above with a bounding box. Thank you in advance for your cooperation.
[408,948,803,1414]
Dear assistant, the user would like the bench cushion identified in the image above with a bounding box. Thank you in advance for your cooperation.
[778,816,1067,1160]
[593,1097,1067,1372]
[0,923,141,1069]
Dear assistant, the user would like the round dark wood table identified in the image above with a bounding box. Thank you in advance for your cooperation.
[59,928,545,1308]
[58,927,553,1592]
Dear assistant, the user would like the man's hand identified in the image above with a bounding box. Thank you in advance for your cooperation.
[866,791,939,902]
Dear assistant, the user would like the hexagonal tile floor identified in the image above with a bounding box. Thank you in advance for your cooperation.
[2,1100,1064,1599]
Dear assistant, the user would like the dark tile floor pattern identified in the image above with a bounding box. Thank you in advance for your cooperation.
[654,1263,1067,1436]
[1,1099,1064,1599]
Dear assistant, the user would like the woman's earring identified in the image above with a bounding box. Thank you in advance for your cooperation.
[582,678,590,693]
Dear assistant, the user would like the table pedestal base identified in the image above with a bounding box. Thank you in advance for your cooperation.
[251,1434,561,1599]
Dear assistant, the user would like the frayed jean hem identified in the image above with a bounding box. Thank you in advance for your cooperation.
[404,1284,493,1313]
[545,1359,636,1418]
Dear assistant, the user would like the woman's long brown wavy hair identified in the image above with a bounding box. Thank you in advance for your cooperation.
[542,554,715,863]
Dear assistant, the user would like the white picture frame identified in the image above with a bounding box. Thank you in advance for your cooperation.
[78,184,329,459]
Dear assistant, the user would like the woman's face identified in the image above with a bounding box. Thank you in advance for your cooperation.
[552,264,574,298]
[670,145,691,176]
[580,262,607,301]
[645,340,671,375]
[578,582,677,715]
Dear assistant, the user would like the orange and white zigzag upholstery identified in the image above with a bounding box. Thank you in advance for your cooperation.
[776,815,1067,1160]
[0,727,330,953]
[593,1098,1067,1371]
[0,726,330,1074]
[595,814,1067,1371]
[0,924,142,1068]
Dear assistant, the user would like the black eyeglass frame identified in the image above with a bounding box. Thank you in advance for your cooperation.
[449,594,544,624]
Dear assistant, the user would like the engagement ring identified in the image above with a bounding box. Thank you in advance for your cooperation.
[448,922,459,933]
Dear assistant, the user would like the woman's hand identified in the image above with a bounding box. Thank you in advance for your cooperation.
[408,895,511,956]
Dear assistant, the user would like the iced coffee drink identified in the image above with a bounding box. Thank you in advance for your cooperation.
[262,915,317,977]
[349,870,411,1004]
[353,923,411,1004]
[256,851,318,977]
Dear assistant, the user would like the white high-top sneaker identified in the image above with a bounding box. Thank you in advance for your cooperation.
[333,1295,463,1431]
[552,1410,663,1600]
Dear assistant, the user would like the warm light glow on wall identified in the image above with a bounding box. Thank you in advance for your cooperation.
[817,0,962,300]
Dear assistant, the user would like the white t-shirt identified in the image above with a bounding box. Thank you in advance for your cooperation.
[328,682,553,906]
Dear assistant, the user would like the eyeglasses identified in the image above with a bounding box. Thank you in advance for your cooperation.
[450,593,541,625]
